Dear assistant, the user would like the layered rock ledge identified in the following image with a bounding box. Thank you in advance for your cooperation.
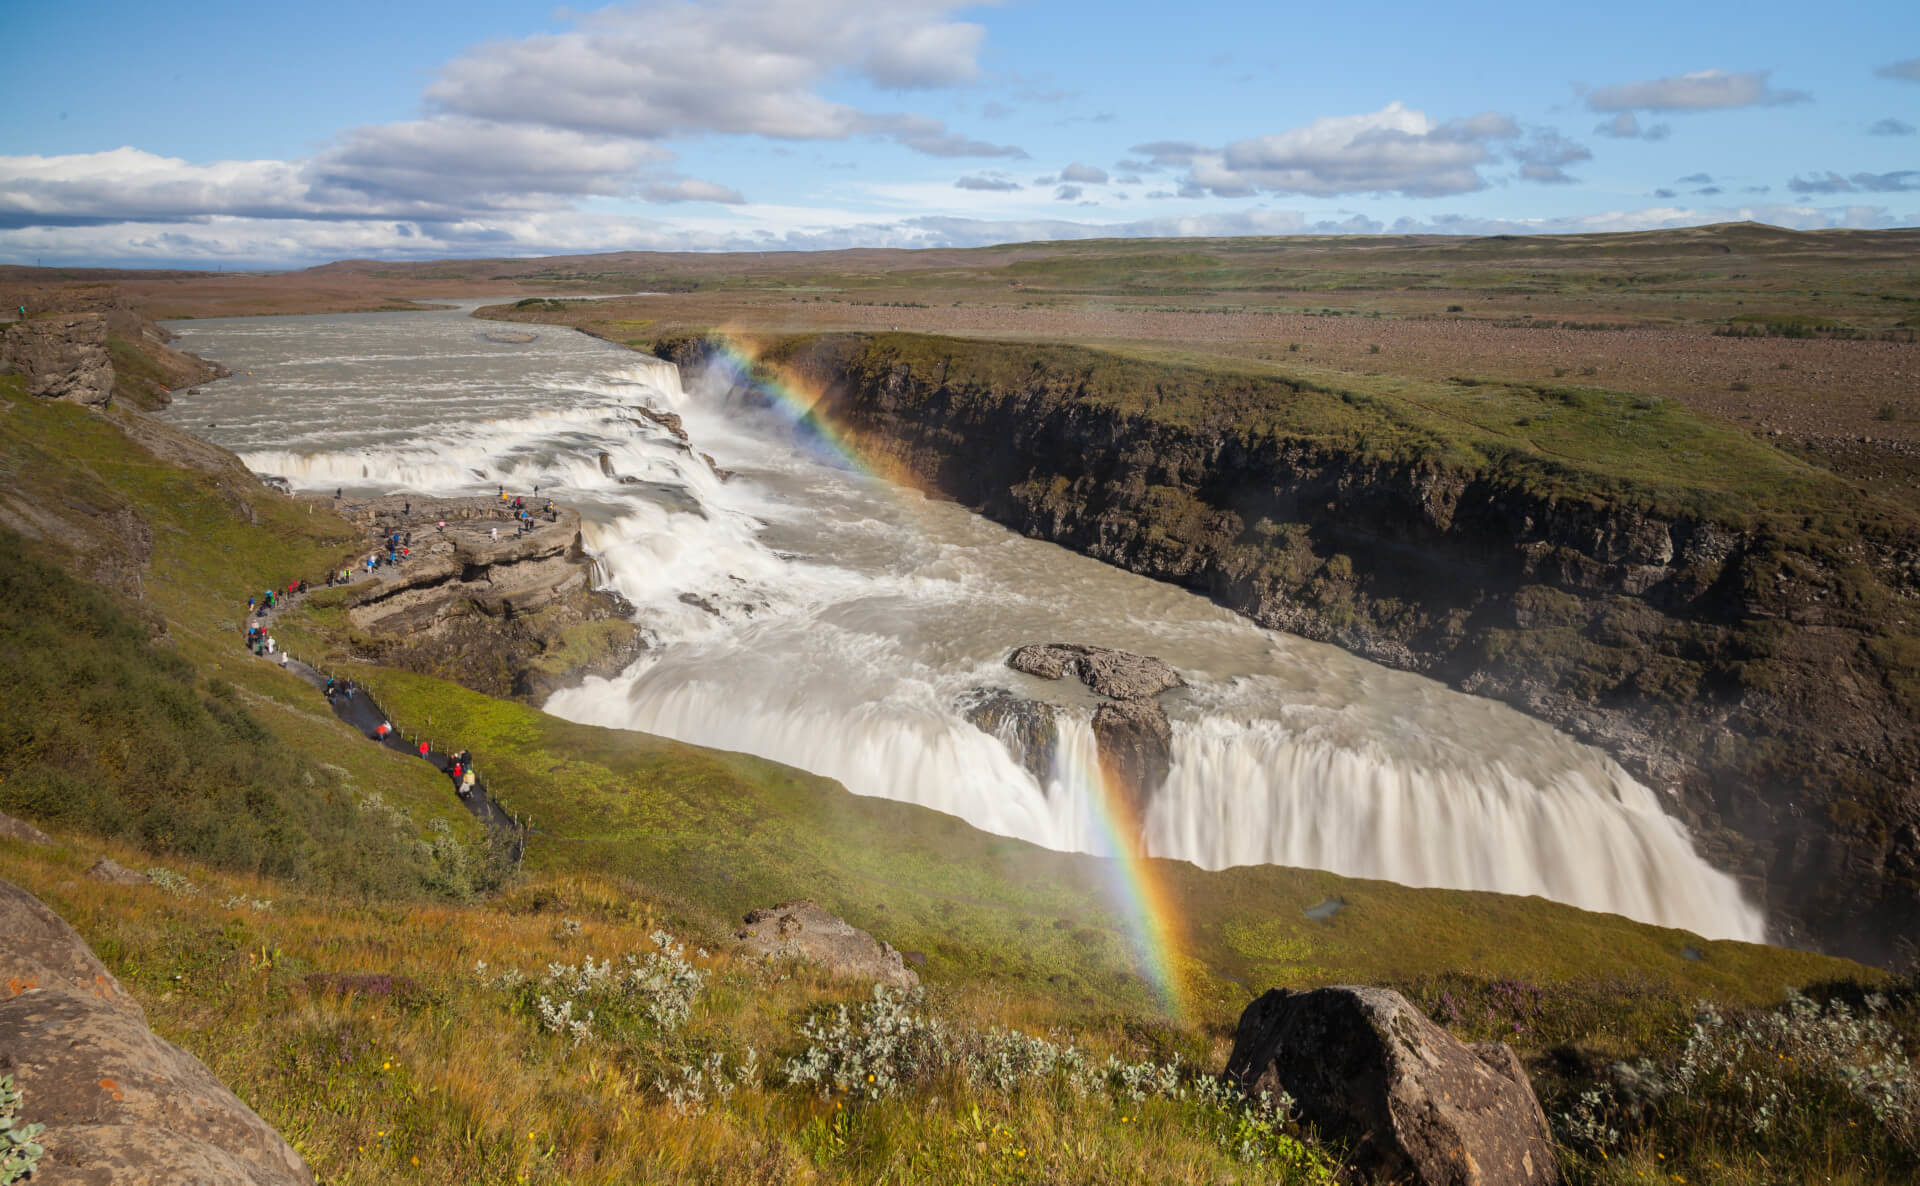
[323,494,645,701]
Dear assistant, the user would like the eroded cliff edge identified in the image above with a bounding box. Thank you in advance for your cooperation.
[659,330,1920,965]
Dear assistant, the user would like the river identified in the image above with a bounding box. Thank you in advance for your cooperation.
[161,302,1766,941]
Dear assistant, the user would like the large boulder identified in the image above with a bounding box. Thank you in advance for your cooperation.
[1092,697,1173,816]
[0,811,52,846]
[960,687,1059,785]
[1223,985,1559,1186]
[0,878,314,1185]
[84,859,147,886]
[734,900,918,990]
[1006,643,1184,701]
[1,314,114,407]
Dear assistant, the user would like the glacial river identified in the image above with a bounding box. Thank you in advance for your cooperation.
[162,302,1766,941]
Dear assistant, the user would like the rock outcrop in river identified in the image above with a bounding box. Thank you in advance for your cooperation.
[998,642,1184,823]
[658,329,1920,964]
[330,495,646,702]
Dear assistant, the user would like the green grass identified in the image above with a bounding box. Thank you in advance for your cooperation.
[349,667,1856,1027]
[0,375,498,894]
[752,330,1886,536]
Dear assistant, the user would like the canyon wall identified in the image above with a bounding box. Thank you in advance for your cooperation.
[662,331,1920,964]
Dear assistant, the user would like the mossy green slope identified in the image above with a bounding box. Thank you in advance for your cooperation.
[358,667,1855,1028]
[0,375,493,892]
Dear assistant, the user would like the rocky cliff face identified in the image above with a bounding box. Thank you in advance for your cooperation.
[661,332,1920,965]
[332,495,646,702]
[1,314,114,406]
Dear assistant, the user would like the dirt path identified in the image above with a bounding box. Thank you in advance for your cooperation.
[241,518,527,851]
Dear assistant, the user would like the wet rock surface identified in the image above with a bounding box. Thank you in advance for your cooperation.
[1224,985,1560,1186]
[960,688,1059,785]
[0,878,314,1185]
[1091,698,1174,818]
[734,900,918,989]
[1007,643,1184,700]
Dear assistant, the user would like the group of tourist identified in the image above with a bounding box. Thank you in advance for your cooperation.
[227,490,566,813]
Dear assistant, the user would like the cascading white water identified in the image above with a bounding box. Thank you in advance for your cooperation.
[161,303,1769,942]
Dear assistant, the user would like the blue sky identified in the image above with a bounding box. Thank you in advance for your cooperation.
[2,0,1915,266]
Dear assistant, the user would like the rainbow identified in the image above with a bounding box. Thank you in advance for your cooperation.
[696,334,930,495]
[1051,738,1193,1020]
[700,331,1192,1019]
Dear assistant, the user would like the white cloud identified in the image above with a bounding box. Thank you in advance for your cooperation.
[1054,184,1083,200]
[1059,162,1109,183]
[423,0,1015,157]
[0,148,317,225]
[1583,69,1811,112]
[317,119,671,210]
[1875,57,1920,83]
[0,125,679,228]
[1592,112,1671,141]
[1181,103,1524,198]
[641,178,746,203]
[954,173,1021,191]
[1787,171,1920,195]
[6,199,1910,268]
[1509,129,1591,184]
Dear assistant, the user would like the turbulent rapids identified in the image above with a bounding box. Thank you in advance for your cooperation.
[164,304,1767,942]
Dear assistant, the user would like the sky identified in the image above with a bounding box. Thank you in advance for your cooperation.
[2,0,1916,267]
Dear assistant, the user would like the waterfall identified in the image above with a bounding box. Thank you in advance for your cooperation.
[164,306,1769,944]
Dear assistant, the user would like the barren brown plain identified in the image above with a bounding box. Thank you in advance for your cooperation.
[8,221,1918,501]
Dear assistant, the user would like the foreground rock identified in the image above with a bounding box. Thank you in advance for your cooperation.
[0,878,314,1185]
[330,494,646,702]
[1007,642,1185,700]
[0,811,52,846]
[1224,985,1559,1186]
[734,900,918,989]
[1091,698,1173,816]
[83,859,147,887]
[960,688,1059,784]
[1,314,113,406]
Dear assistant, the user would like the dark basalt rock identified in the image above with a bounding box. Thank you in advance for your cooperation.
[1006,642,1184,700]
[1091,697,1173,818]
[1224,985,1560,1186]
[633,405,688,441]
[960,687,1059,785]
